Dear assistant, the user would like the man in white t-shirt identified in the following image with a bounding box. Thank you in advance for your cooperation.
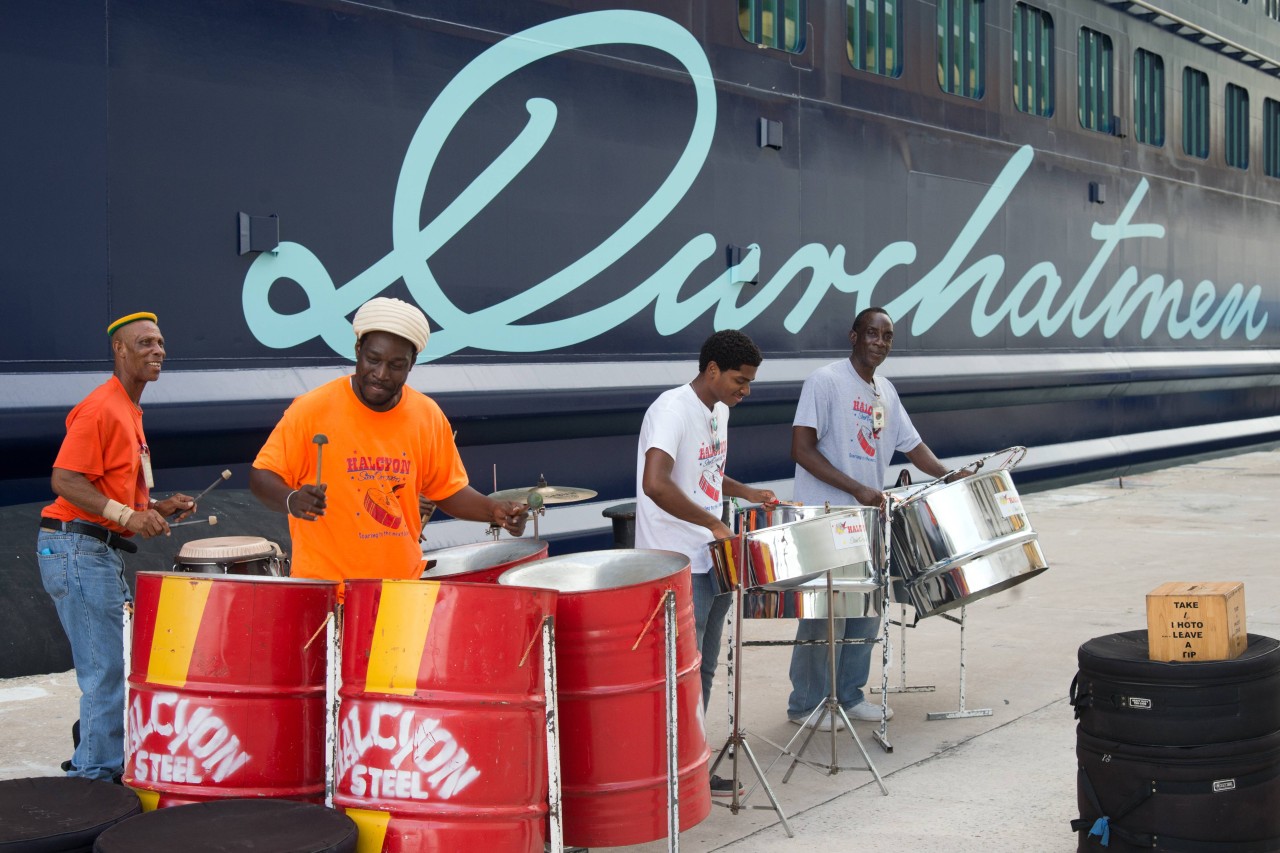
[788,307,963,731]
[635,330,777,795]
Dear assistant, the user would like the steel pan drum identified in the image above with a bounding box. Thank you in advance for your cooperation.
[741,584,884,619]
[421,539,548,583]
[172,537,286,577]
[125,573,337,809]
[889,469,1048,618]
[337,578,557,852]
[740,506,883,590]
[499,550,711,848]
[738,503,856,531]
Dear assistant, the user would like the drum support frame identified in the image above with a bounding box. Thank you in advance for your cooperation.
[753,570,890,790]
[543,615,565,853]
[872,604,937,697]
[925,605,992,720]
[711,581,796,836]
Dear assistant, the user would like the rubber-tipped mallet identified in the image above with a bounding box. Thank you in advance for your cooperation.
[313,434,329,486]
[189,469,233,506]
[171,515,218,528]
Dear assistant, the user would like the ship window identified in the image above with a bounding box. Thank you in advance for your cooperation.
[848,0,903,78]
[1225,83,1250,170]
[739,0,807,54]
[1265,99,1280,177]
[1077,28,1114,134]
[1183,67,1210,158]
[937,0,985,99]
[1268,0,1280,21]
[1134,49,1165,147]
[1012,4,1054,117]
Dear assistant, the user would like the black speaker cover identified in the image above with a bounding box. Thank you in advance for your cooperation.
[0,777,141,853]
[92,799,357,853]
[1072,631,1280,746]
[1075,727,1280,852]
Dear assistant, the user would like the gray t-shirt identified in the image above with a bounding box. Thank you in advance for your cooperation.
[791,359,921,505]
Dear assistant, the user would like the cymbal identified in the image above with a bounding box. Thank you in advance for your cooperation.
[489,485,598,505]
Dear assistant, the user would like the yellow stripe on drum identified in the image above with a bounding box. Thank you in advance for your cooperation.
[345,807,392,853]
[146,575,214,688]
[365,580,440,695]
[131,787,161,812]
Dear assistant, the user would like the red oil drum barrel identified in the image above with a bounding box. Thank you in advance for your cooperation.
[499,549,711,848]
[420,538,548,583]
[336,579,558,853]
[124,572,337,809]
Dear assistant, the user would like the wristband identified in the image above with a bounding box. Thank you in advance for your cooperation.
[286,490,301,517]
[103,499,134,527]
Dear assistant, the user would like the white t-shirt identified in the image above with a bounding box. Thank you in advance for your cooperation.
[792,359,921,506]
[634,384,729,574]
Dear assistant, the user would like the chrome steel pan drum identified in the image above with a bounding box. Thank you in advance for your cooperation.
[737,503,857,532]
[742,506,883,590]
[890,469,1048,618]
[421,538,548,583]
[741,582,884,619]
[172,536,287,576]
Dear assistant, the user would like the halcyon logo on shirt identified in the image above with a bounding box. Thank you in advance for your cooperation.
[346,454,412,532]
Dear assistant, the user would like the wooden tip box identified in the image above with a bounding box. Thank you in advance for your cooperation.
[1146,581,1246,662]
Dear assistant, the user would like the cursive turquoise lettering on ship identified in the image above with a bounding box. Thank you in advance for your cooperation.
[241,11,1268,360]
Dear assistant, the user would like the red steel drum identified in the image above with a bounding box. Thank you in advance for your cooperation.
[336,579,558,853]
[124,572,338,810]
[420,538,548,583]
[499,549,711,848]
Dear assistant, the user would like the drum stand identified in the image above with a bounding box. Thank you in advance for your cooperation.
[541,615,566,853]
[872,604,936,697]
[925,605,992,721]
[710,583,795,837]
[760,570,888,792]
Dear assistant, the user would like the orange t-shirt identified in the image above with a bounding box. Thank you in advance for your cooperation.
[43,375,149,535]
[253,377,469,584]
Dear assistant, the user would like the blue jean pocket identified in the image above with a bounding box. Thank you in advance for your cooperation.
[38,548,71,601]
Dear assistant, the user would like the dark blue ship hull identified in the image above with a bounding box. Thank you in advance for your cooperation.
[2,0,1277,675]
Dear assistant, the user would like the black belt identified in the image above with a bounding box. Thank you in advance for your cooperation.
[39,518,138,554]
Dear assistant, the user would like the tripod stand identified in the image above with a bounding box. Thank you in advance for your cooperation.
[708,579,795,836]
[766,568,888,792]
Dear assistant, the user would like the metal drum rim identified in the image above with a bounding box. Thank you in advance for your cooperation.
[138,570,330,587]
[890,467,1016,511]
[896,528,1040,583]
[422,538,548,559]
[497,549,689,593]
[741,505,875,540]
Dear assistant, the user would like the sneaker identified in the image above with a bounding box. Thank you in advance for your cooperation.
[787,710,846,732]
[844,700,893,721]
[709,774,744,798]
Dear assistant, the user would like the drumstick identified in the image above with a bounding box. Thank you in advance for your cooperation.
[313,434,329,486]
[188,469,232,506]
[170,515,218,528]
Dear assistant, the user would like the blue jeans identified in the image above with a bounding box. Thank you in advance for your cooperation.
[37,528,131,781]
[692,571,732,710]
[787,616,879,719]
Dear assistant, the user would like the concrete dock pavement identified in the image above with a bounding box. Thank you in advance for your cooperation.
[3,449,1278,852]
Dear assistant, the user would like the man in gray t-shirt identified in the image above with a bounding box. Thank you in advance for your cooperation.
[787,307,960,731]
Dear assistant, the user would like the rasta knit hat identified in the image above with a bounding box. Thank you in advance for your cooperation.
[107,312,158,336]
[352,297,431,354]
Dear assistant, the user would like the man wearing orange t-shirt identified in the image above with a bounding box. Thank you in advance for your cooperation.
[250,298,527,586]
[37,312,196,782]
